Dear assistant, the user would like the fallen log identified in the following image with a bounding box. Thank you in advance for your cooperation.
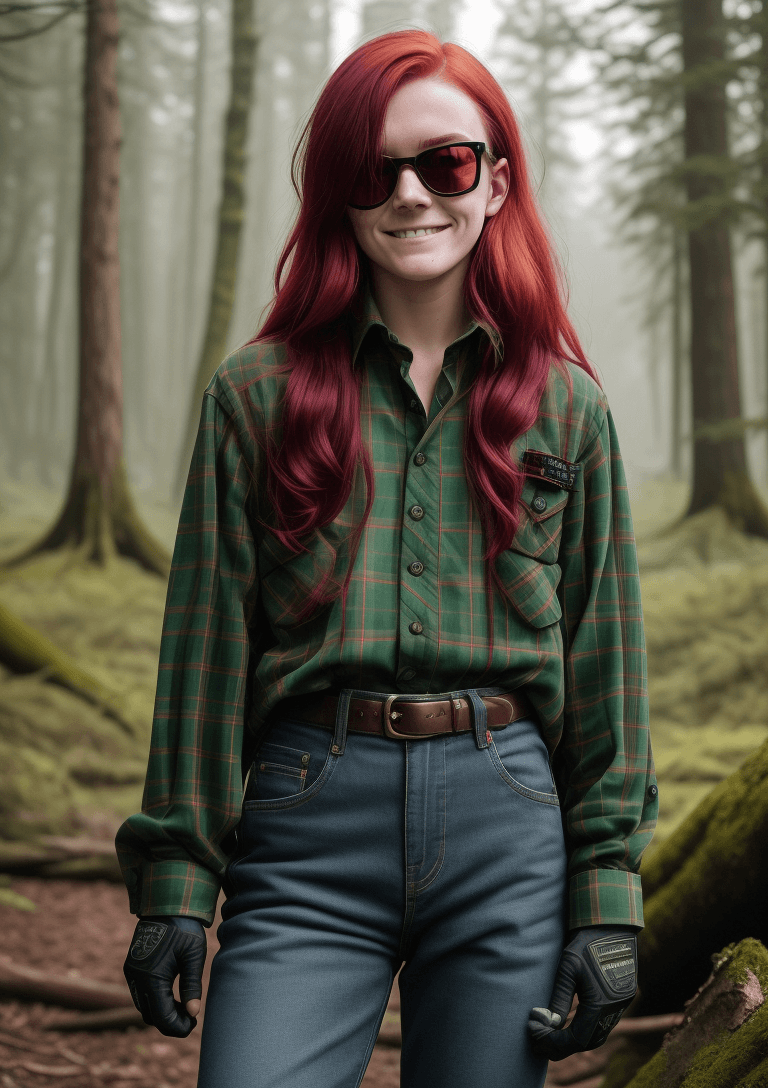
[44,1008,145,1032]
[0,839,122,882]
[0,602,135,735]
[613,1014,685,1035]
[0,958,132,1010]
[601,937,768,1088]
[636,735,768,1014]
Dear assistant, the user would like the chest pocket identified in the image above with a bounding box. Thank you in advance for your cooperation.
[494,477,570,629]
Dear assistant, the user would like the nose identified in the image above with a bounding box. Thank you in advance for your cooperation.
[391,164,433,208]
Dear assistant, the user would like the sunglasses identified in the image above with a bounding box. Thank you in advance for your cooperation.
[348,141,490,210]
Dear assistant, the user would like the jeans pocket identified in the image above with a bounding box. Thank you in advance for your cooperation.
[487,718,560,806]
[243,717,337,810]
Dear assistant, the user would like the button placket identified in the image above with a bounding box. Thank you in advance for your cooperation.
[394,353,467,688]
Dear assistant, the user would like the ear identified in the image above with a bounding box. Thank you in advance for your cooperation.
[485,157,510,218]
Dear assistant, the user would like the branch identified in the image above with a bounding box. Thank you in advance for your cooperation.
[691,417,768,442]
[0,0,83,39]
[0,957,133,1010]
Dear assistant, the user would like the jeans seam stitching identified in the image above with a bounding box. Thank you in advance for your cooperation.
[242,753,337,810]
[487,739,561,806]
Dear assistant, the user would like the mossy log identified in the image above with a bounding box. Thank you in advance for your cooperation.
[633,736,768,1015]
[0,839,122,881]
[603,939,768,1088]
[0,600,134,735]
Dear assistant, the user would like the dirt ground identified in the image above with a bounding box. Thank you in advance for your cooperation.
[0,877,400,1088]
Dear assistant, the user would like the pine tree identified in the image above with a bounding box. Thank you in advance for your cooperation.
[595,0,768,537]
[0,0,170,573]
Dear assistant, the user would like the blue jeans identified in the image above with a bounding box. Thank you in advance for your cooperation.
[197,688,567,1088]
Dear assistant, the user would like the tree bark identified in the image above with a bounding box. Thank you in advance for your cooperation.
[670,226,685,477]
[602,939,768,1088]
[3,0,170,576]
[174,0,258,500]
[681,0,768,535]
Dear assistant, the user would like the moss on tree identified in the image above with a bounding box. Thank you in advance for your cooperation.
[635,738,768,1013]
[0,600,134,733]
[607,940,768,1088]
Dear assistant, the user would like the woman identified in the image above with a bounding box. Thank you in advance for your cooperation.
[118,30,657,1088]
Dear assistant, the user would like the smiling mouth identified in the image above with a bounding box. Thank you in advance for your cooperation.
[385,225,449,239]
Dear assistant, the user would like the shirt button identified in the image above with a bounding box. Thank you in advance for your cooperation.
[648,784,658,799]
[409,505,424,520]
[408,621,424,635]
[408,561,424,576]
[398,667,416,682]
[413,452,427,466]
[532,495,547,514]
[410,398,419,410]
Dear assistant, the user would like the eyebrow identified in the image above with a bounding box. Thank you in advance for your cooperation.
[382,133,471,156]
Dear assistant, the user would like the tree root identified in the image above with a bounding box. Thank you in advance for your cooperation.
[1,460,170,578]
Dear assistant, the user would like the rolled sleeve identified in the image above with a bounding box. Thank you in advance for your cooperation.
[557,406,658,930]
[115,389,259,925]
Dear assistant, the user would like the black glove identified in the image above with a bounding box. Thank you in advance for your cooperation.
[123,916,206,1037]
[528,925,637,1060]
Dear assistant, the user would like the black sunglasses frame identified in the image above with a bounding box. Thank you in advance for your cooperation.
[348,141,490,210]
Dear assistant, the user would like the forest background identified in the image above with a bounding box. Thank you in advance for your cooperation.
[1,0,768,1084]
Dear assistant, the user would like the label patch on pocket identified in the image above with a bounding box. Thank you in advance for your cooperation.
[522,450,580,492]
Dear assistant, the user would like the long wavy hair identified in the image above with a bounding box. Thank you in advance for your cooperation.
[251,30,596,637]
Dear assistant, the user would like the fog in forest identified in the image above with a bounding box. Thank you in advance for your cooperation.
[3,0,766,536]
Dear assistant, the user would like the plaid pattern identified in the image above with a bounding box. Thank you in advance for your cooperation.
[116,291,657,929]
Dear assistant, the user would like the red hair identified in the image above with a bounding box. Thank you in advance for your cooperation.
[250,30,596,638]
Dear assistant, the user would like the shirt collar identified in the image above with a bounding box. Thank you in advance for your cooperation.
[348,284,487,368]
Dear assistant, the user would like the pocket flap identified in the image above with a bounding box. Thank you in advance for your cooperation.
[494,550,562,628]
[510,479,570,563]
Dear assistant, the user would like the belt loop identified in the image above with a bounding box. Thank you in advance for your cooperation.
[466,690,489,750]
[331,689,351,755]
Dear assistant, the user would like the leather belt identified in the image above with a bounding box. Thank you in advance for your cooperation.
[275,689,534,740]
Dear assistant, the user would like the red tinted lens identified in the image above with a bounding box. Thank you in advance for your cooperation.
[418,145,477,193]
[349,159,398,208]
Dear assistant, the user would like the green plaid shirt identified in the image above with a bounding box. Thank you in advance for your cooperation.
[116,291,657,930]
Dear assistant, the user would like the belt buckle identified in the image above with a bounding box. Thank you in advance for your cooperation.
[382,694,443,739]
[382,694,411,739]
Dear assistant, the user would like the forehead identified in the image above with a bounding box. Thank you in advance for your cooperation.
[381,77,489,156]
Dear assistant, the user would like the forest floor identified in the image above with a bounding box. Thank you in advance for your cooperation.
[0,877,401,1088]
[1,476,768,1085]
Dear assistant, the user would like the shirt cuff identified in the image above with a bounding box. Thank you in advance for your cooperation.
[123,859,221,927]
[568,869,644,930]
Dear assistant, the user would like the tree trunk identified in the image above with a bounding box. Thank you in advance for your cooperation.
[670,226,685,477]
[758,0,768,487]
[174,0,258,500]
[681,0,768,535]
[3,0,170,576]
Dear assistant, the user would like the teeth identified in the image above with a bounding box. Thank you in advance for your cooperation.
[390,226,445,238]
